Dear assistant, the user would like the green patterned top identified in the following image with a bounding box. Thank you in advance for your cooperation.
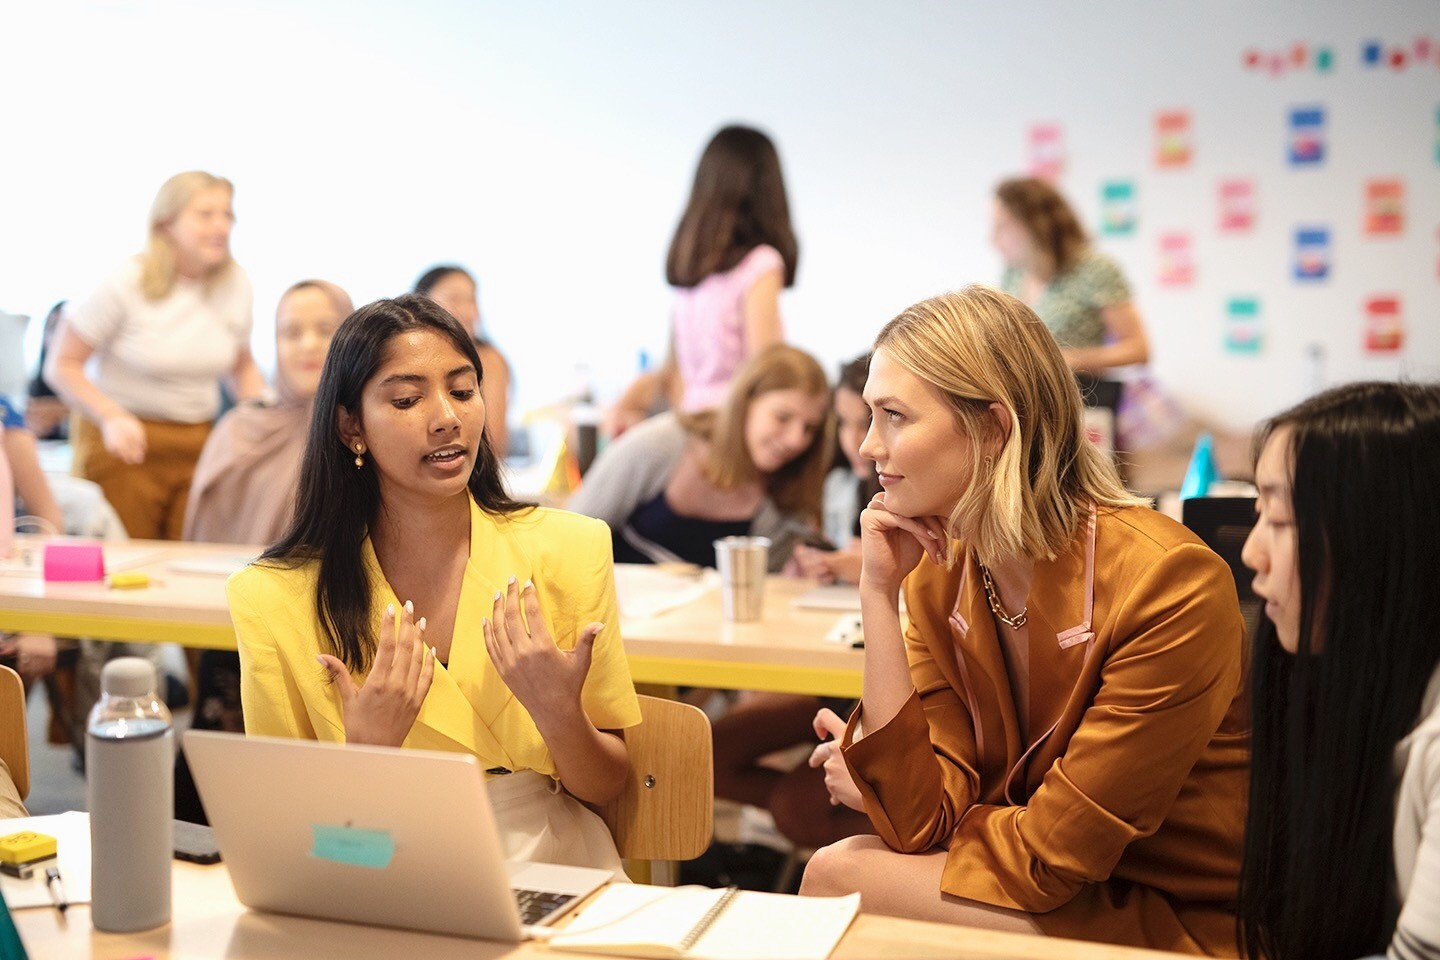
[1000,249,1131,349]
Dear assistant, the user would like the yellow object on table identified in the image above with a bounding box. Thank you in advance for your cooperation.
[0,830,57,866]
[108,571,151,590]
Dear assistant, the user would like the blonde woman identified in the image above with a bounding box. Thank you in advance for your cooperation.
[568,344,831,572]
[801,287,1248,955]
[46,171,262,541]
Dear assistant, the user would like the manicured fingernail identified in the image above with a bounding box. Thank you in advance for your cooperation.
[314,655,326,667]
[494,590,502,602]
[508,576,517,586]
[404,600,413,614]
[386,603,395,616]
[418,616,427,631]
[524,579,533,590]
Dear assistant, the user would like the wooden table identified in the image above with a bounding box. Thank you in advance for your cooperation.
[12,861,1189,960]
[0,537,863,697]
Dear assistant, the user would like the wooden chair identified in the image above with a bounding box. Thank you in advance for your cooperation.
[0,664,29,800]
[600,694,713,879]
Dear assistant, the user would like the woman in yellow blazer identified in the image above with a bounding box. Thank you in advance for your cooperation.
[801,287,1248,956]
[226,295,641,873]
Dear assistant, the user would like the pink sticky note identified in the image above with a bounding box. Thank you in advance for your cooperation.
[1218,179,1256,232]
[43,542,106,582]
[1158,232,1195,286]
[1027,123,1065,181]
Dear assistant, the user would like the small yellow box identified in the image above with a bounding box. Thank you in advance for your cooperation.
[0,831,57,866]
[109,571,151,590]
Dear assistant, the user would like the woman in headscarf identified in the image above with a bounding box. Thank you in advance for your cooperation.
[175,279,352,822]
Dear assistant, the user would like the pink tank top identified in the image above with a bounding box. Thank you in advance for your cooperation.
[672,244,785,411]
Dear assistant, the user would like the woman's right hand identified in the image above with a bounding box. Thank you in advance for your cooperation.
[101,412,148,465]
[318,601,435,747]
[857,492,948,595]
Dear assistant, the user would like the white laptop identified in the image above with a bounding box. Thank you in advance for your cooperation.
[183,730,613,941]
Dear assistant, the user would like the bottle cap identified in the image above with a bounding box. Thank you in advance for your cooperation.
[99,657,157,699]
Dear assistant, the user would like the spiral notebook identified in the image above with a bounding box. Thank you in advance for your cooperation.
[547,885,859,960]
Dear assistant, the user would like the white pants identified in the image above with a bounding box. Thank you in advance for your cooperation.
[487,770,627,879]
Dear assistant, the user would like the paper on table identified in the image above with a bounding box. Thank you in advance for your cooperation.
[167,555,258,577]
[550,884,859,960]
[614,565,719,621]
[792,584,862,611]
[0,811,92,909]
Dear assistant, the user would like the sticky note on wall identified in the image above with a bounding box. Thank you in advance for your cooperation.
[1155,111,1193,168]
[1364,296,1404,353]
[1288,106,1325,166]
[1100,180,1137,235]
[1294,227,1332,280]
[1158,232,1195,285]
[1364,179,1405,235]
[1225,297,1263,355]
[1027,123,1065,181]
[1218,178,1255,232]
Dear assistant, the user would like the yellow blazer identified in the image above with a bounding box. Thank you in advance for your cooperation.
[842,506,1249,956]
[228,498,642,776]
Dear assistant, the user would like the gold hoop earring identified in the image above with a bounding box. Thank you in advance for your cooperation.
[354,442,365,469]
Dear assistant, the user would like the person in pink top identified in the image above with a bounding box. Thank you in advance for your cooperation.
[604,126,799,434]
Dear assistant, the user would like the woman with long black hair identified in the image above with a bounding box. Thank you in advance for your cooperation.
[226,294,640,873]
[1239,381,1440,960]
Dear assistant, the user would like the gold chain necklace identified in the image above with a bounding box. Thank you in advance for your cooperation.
[979,564,1028,630]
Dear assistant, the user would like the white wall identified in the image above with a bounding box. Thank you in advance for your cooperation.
[2,0,1435,429]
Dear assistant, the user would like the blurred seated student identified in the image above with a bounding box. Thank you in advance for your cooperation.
[787,354,880,585]
[414,265,510,458]
[173,280,351,823]
[229,295,639,871]
[1237,382,1440,960]
[26,302,71,441]
[570,344,831,573]
[0,404,68,716]
[0,758,25,819]
[993,177,1148,374]
[800,287,1248,955]
[712,354,879,852]
[603,125,798,437]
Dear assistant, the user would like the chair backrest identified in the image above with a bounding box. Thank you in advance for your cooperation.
[600,695,713,862]
[0,665,28,800]
[1182,495,1261,638]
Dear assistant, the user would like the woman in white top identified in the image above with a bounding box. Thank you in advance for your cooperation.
[1239,380,1440,960]
[46,171,262,541]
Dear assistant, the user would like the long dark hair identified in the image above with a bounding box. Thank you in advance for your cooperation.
[665,125,798,289]
[261,294,531,672]
[1238,380,1440,960]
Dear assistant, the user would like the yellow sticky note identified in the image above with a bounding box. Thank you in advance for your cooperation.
[109,571,150,590]
[0,831,57,865]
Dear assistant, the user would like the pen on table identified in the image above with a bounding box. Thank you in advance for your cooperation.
[45,866,68,914]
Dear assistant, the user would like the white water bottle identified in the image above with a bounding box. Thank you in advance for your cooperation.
[86,657,173,932]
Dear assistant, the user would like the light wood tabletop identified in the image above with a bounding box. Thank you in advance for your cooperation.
[0,537,864,697]
[12,861,1190,960]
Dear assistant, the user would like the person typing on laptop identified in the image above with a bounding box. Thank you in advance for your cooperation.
[224,294,641,875]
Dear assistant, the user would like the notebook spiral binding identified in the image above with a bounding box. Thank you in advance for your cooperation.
[678,886,742,952]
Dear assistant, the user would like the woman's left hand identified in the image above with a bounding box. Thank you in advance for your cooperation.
[809,707,864,811]
[484,578,600,721]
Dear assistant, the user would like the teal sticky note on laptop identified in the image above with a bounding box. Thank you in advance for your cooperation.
[311,824,394,869]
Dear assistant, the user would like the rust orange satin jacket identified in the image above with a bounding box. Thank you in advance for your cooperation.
[841,506,1249,956]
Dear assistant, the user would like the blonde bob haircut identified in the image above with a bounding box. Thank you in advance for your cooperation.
[679,344,834,523]
[139,171,235,300]
[875,285,1146,567]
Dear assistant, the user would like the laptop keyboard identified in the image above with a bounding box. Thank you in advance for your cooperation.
[514,887,576,926]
